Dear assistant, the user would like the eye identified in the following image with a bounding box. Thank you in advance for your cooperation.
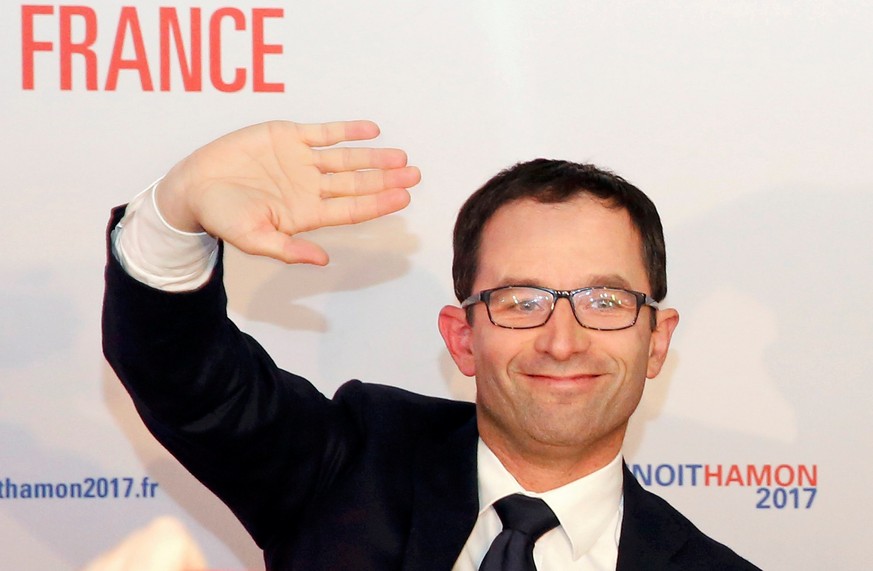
[491,288,551,314]
[580,289,635,312]
[515,296,547,313]
[590,297,619,310]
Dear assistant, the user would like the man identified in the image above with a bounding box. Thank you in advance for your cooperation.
[103,120,760,570]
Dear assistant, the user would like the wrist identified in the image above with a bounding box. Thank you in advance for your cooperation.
[155,165,204,233]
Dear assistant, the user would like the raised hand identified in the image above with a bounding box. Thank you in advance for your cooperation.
[156,120,421,265]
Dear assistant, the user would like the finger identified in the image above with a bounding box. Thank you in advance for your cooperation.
[316,188,412,228]
[320,166,421,198]
[236,229,330,266]
[312,147,409,173]
[295,120,381,147]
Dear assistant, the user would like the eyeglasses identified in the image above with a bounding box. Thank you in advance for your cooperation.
[461,285,659,331]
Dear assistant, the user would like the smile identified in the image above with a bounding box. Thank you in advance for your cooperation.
[524,372,604,385]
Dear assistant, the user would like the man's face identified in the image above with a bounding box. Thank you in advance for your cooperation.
[440,196,678,477]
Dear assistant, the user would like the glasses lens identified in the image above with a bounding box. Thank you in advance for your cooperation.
[487,287,554,328]
[573,288,639,330]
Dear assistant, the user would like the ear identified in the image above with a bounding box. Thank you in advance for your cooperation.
[438,305,476,377]
[646,308,679,379]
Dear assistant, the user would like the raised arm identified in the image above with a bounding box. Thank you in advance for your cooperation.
[104,121,421,546]
[156,120,421,265]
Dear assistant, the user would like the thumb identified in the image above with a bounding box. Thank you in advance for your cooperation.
[236,229,330,265]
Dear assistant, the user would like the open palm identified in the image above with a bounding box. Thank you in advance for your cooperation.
[158,120,421,265]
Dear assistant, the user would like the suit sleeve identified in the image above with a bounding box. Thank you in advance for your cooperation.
[101,206,362,548]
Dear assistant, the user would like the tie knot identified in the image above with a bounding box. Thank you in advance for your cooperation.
[493,494,560,541]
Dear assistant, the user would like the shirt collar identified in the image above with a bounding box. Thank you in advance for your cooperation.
[477,439,624,560]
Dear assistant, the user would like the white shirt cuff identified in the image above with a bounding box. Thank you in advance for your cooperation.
[111,179,219,292]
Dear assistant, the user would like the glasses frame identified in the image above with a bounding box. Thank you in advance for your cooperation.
[460,285,659,331]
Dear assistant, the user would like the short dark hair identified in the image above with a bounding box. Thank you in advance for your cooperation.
[452,159,667,306]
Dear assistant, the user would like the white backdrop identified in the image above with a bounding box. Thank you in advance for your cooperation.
[2,1,871,569]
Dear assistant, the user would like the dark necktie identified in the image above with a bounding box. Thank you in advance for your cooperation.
[479,493,560,571]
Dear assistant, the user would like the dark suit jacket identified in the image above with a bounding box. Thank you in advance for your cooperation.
[102,207,760,570]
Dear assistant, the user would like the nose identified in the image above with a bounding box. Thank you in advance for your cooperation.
[533,297,592,360]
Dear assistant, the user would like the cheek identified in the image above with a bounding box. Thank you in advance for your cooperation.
[472,344,510,384]
[471,333,526,398]
[470,328,518,372]
[604,330,652,378]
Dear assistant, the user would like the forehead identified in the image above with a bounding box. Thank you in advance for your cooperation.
[475,196,649,290]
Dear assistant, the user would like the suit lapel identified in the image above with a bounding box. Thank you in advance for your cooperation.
[616,463,689,570]
[402,434,696,570]
[403,417,480,571]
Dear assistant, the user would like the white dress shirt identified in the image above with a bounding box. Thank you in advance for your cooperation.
[112,180,219,291]
[452,442,622,570]
[112,182,624,569]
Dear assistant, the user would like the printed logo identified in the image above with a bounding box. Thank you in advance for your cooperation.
[630,463,819,509]
[21,4,285,92]
[1,475,160,500]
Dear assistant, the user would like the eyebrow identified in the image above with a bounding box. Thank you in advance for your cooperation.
[494,274,634,291]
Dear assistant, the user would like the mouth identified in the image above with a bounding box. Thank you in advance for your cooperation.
[524,372,604,385]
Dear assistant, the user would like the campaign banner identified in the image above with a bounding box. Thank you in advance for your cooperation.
[2,2,870,569]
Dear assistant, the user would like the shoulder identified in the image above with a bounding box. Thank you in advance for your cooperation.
[333,380,476,432]
[620,466,761,570]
